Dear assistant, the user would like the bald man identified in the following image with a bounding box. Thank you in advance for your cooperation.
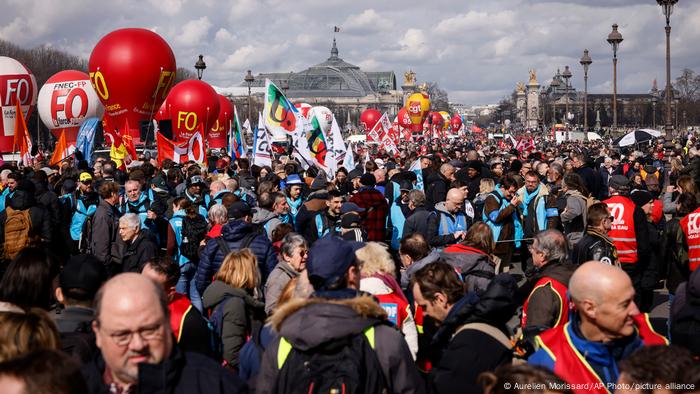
[208,180,231,209]
[432,188,469,247]
[528,262,667,393]
[82,273,247,394]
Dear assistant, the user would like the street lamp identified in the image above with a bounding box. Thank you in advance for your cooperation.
[580,49,592,131]
[194,55,206,80]
[561,66,572,126]
[658,0,679,136]
[607,23,623,133]
[550,74,560,125]
[674,95,680,131]
[651,95,658,128]
[244,69,255,124]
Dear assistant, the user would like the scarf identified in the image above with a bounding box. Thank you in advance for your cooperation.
[370,272,408,304]
[521,185,541,217]
[286,196,303,216]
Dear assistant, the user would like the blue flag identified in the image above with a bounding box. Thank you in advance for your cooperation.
[76,117,98,166]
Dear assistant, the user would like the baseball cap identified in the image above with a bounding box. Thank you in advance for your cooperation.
[306,235,356,290]
[228,201,252,219]
[341,202,366,214]
[609,175,630,190]
[59,254,107,299]
[341,212,362,229]
[187,175,206,187]
[79,172,93,183]
[151,176,168,193]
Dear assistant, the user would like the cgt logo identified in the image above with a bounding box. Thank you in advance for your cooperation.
[407,101,421,115]
[608,203,625,225]
[687,213,700,234]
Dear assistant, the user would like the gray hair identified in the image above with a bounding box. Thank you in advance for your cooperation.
[408,189,426,207]
[533,229,568,264]
[119,213,141,229]
[549,162,564,177]
[280,233,307,259]
[208,203,228,225]
[439,163,455,175]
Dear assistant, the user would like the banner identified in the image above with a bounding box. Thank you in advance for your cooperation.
[252,112,272,167]
[262,79,312,169]
[377,113,398,155]
[156,131,205,164]
[408,159,424,191]
[328,115,349,173]
[75,117,98,166]
[307,113,331,173]
[228,106,246,159]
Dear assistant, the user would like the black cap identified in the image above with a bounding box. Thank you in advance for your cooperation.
[341,212,362,228]
[228,201,252,219]
[59,255,107,297]
[307,236,356,290]
[359,173,376,187]
[630,189,653,207]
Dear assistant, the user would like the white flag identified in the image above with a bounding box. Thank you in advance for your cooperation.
[252,112,272,167]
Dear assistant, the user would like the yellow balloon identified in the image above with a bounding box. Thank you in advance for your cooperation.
[405,93,431,129]
[439,111,450,130]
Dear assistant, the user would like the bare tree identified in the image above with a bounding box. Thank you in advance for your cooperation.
[675,68,700,102]
[175,67,196,84]
[425,82,449,112]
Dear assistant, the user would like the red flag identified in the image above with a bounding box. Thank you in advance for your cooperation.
[470,124,483,134]
[157,131,204,164]
[13,99,32,165]
[50,129,75,166]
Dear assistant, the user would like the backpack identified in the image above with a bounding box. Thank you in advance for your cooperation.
[274,323,388,394]
[208,295,237,362]
[180,215,208,263]
[3,207,35,260]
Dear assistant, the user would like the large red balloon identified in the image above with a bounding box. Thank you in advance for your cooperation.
[0,56,38,153]
[89,28,176,143]
[165,80,220,142]
[450,114,463,133]
[430,112,444,132]
[208,94,233,149]
[397,108,411,129]
[360,109,381,132]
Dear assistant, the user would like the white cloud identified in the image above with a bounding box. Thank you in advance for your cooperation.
[341,9,392,35]
[148,0,186,15]
[175,16,212,47]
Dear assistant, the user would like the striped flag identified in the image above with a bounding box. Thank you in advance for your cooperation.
[156,131,205,164]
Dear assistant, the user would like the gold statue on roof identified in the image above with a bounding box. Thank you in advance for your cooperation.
[403,70,416,86]
[516,82,526,93]
[528,69,538,85]
[418,82,429,93]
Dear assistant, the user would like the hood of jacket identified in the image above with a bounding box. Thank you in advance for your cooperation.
[268,295,387,351]
[221,219,259,242]
[402,249,441,289]
[252,207,277,224]
[434,201,458,218]
[9,190,34,210]
[201,280,263,311]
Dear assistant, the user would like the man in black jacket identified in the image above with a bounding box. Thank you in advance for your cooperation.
[402,189,439,243]
[572,203,619,266]
[118,213,158,273]
[91,182,122,276]
[425,163,455,211]
[82,273,247,393]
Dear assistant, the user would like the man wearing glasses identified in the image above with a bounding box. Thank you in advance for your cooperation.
[83,273,247,393]
[572,203,620,266]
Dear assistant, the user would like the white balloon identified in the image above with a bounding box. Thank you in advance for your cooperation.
[0,56,37,142]
[38,71,104,134]
[309,106,333,135]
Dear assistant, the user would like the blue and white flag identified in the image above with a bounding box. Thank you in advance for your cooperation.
[76,117,99,166]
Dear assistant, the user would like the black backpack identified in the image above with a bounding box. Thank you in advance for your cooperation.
[180,215,208,263]
[274,324,388,394]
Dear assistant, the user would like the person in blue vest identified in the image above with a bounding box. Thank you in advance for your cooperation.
[68,175,100,253]
[208,180,231,209]
[183,175,210,218]
[0,169,13,212]
[0,171,20,212]
[121,180,154,229]
[284,174,305,226]
[253,192,290,239]
[167,197,206,312]
[226,178,256,208]
[308,190,344,243]
[483,176,523,271]
[433,188,470,248]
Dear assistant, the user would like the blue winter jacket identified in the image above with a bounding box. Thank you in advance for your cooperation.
[195,219,277,295]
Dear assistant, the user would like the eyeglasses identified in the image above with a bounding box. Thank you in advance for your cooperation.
[100,323,164,347]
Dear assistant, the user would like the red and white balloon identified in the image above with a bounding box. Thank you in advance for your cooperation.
[0,56,37,152]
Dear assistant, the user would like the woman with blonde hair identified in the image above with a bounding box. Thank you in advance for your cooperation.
[356,242,418,359]
[0,309,61,362]
[473,178,496,221]
[202,249,265,371]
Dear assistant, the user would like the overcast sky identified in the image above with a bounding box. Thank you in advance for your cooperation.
[1,0,698,106]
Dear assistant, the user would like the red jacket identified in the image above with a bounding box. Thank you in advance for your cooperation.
[603,195,638,263]
[680,206,700,271]
[169,293,194,342]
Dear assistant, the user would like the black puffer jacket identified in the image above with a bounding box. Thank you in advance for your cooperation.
[120,230,159,273]
[81,345,248,394]
[429,274,517,394]
[0,190,52,258]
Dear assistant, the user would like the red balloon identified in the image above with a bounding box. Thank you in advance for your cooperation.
[430,112,444,132]
[360,109,381,132]
[165,80,220,142]
[208,94,233,149]
[89,28,176,143]
[397,108,411,129]
[450,114,463,133]
[154,100,168,122]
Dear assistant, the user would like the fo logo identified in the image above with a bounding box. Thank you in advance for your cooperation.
[687,213,700,234]
[608,203,625,225]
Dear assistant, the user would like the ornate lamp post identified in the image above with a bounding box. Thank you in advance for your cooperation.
[652,95,658,128]
[657,0,679,136]
[550,75,560,125]
[580,49,592,131]
[674,95,680,131]
[194,55,206,80]
[562,66,572,126]
[607,24,623,133]
[244,70,255,124]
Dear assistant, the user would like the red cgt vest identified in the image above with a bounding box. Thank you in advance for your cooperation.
[604,195,638,264]
[680,206,700,272]
[169,293,193,342]
[536,313,668,394]
[521,277,569,328]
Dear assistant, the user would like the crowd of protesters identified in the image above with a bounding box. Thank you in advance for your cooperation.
[0,134,699,393]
